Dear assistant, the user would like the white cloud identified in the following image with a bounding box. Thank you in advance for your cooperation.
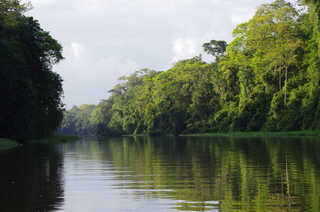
[172,37,198,62]
[55,42,138,107]
[27,0,55,5]
[70,42,87,61]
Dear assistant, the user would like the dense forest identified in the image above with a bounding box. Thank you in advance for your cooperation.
[0,0,64,142]
[58,0,320,136]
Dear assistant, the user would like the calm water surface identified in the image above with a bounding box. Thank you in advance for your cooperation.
[1,136,320,211]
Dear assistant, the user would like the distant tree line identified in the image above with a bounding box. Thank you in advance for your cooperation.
[0,0,64,142]
[59,0,320,136]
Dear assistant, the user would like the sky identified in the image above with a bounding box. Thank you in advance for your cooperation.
[22,0,297,108]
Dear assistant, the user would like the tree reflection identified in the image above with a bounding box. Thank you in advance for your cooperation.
[0,144,64,212]
[104,136,320,211]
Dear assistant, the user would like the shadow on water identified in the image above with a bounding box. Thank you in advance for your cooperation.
[0,143,64,212]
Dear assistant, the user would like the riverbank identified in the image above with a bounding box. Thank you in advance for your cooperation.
[0,138,20,147]
[180,131,320,137]
[124,131,320,137]
[28,134,81,143]
[0,135,81,146]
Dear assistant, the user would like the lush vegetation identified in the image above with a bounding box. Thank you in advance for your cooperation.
[0,138,20,147]
[0,0,64,142]
[27,134,81,144]
[57,104,96,136]
[59,0,320,136]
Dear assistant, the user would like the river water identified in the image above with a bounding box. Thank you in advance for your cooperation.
[1,136,320,211]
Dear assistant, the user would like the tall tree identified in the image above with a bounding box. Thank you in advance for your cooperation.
[245,0,302,106]
[0,0,64,142]
[202,40,227,63]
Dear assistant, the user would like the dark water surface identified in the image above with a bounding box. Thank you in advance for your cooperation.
[1,136,320,211]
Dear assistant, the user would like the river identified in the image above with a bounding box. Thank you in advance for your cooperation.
[1,136,320,211]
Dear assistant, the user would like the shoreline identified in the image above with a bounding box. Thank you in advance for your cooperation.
[124,131,320,137]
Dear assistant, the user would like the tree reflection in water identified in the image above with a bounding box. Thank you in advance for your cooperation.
[0,144,64,212]
[1,136,320,211]
[104,136,320,211]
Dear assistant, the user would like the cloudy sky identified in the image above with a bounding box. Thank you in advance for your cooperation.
[22,0,296,108]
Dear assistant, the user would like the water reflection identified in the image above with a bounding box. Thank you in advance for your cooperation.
[0,144,64,212]
[99,136,320,211]
[1,136,320,211]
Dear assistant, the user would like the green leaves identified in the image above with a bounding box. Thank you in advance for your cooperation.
[0,1,64,141]
[202,40,227,62]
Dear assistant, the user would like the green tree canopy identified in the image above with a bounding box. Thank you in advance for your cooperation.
[0,0,65,142]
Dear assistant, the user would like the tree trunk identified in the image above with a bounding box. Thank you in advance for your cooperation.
[284,66,288,108]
